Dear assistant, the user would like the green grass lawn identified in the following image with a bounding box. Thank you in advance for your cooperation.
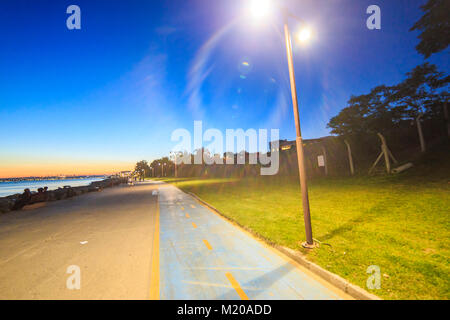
[157,150,450,300]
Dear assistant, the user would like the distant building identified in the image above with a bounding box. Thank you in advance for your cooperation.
[119,171,132,177]
[269,139,296,152]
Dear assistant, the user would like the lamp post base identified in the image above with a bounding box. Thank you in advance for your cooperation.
[301,241,316,249]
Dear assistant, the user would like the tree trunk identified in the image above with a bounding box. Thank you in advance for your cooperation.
[416,114,426,153]
[344,140,355,175]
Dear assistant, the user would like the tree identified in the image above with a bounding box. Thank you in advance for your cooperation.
[410,0,450,58]
[149,157,174,177]
[328,62,449,156]
[135,160,151,179]
[328,64,449,138]
[392,63,449,120]
[390,63,448,151]
[327,85,398,137]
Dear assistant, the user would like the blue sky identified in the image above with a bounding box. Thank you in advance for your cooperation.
[0,0,448,176]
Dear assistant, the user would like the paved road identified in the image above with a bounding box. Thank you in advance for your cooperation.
[0,181,350,300]
[0,183,158,299]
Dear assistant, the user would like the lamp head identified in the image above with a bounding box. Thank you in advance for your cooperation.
[297,27,312,43]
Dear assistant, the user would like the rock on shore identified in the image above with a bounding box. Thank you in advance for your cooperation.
[0,177,128,214]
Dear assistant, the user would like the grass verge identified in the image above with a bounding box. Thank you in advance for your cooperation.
[157,148,449,300]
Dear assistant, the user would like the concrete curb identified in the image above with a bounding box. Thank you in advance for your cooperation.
[186,191,381,301]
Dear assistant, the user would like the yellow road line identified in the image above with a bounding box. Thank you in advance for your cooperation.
[192,222,197,228]
[202,239,212,250]
[186,213,190,218]
[190,204,196,209]
[225,272,249,300]
[149,193,160,300]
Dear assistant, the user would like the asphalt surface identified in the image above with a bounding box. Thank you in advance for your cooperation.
[0,183,158,299]
[0,181,351,300]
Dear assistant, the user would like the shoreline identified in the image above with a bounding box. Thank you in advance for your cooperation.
[0,176,106,183]
[0,177,128,214]
[0,177,107,198]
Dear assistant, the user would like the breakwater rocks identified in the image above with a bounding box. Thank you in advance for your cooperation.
[0,177,128,214]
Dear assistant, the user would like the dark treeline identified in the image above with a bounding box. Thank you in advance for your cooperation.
[135,158,173,179]
[327,63,448,163]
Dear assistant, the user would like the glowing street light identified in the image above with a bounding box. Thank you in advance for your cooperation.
[246,1,315,248]
[297,27,312,43]
[249,0,271,20]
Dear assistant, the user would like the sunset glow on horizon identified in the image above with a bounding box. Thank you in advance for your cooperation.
[0,161,134,178]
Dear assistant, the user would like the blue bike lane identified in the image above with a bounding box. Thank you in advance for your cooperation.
[154,182,351,300]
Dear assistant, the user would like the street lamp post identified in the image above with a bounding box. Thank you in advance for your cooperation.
[170,152,178,178]
[174,156,177,178]
[249,1,314,247]
[175,153,178,178]
[283,18,314,248]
